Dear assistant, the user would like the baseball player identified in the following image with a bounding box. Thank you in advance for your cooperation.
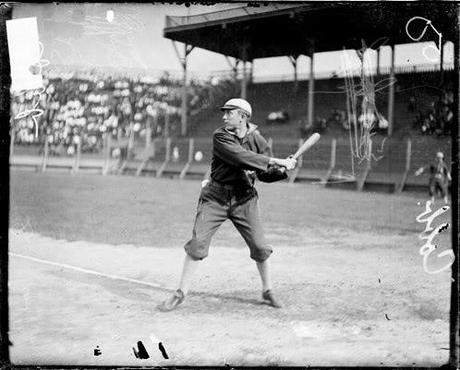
[159,98,297,311]
[415,151,451,204]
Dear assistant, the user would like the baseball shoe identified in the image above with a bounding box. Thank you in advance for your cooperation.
[158,289,185,312]
[262,289,282,308]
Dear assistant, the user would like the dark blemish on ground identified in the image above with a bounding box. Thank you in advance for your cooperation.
[158,342,169,359]
[133,341,149,359]
[385,314,390,320]
[93,345,102,356]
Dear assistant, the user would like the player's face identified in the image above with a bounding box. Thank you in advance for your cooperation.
[222,109,245,130]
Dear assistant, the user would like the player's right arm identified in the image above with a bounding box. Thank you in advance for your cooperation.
[213,130,295,171]
[253,132,291,182]
[415,165,427,176]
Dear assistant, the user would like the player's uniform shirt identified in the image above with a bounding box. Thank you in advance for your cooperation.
[211,123,285,186]
[428,160,449,181]
[427,160,450,197]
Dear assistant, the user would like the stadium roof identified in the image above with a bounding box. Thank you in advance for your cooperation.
[164,2,458,60]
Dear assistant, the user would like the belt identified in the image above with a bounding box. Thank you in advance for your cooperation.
[209,178,253,191]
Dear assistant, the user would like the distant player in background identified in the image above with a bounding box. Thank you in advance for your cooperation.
[415,151,451,204]
[159,98,296,311]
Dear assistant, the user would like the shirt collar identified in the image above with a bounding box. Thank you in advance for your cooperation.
[224,122,258,141]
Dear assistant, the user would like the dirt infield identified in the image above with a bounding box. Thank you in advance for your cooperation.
[9,170,453,366]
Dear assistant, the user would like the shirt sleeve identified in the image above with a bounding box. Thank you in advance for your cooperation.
[213,130,271,171]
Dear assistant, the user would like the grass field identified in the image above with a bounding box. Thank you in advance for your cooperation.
[9,169,453,366]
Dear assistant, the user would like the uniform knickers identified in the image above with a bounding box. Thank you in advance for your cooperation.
[184,181,273,262]
[429,177,448,197]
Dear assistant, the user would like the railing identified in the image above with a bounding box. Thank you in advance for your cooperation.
[10,134,451,193]
[46,59,454,85]
[251,62,454,83]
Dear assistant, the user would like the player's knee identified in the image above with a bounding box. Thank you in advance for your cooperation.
[184,238,209,260]
[249,244,273,262]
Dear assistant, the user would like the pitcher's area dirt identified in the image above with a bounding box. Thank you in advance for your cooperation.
[9,170,452,366]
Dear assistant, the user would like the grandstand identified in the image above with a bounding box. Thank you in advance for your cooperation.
[8,2,456,195]
[9,63,453,193]
[189,69,455,138]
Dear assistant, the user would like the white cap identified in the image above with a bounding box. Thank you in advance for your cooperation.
[221,98,252,117]
[436,152,444,159]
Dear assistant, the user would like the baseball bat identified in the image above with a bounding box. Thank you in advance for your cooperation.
[291,133,321,160]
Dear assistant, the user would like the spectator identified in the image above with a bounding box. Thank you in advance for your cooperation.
[407,95,416,114]
[358,111,376,130]
[377,114,388,131]
[266,110,290,123]
[314,116,327,132]
[440,105,453,135]
[11,68,207,153]
[327,109,348,129]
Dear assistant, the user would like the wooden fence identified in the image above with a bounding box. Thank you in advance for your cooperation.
[10,133,436,193]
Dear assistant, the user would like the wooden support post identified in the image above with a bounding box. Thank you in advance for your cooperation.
[41,138,49,172]
[156,137,171,178]
[181,53,187,137]
[241,44,248,100]
[72,140,81,174]
[136,137,157,177]
[165,137,171,162]
[180,137,194,179]
[307,53,315,131]
[322,138,337,184]
[188,138,194,162]
[151,138,156,159]
[289,56,299,92]
[331,138,337,169]
[172,41,194,137]
[357,139,372,191]
[127,123,134,158]
[164,111,170,138]
[396,138,412,193]
[387,45,395,137]
[440,39,445,86]
[145,119,151,149]
[102,133,111,175]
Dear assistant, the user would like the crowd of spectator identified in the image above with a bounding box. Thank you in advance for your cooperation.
[266,110,290,124]
[10,69,222,156]
[410,90,453,136]
[11,69,453,157]
[299,107,390,138]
